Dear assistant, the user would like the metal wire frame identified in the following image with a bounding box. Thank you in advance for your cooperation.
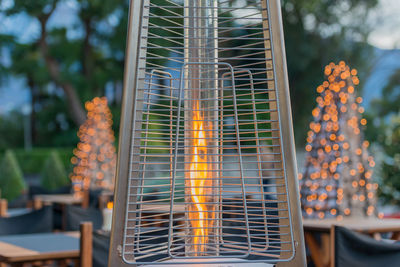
[109,0,306,266]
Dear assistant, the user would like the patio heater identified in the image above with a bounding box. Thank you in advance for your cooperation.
[110,0,305,266]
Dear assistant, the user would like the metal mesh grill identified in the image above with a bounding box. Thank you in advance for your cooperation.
[122,0,295,264]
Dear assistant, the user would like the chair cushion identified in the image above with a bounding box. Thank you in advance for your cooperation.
[334,225,400,267]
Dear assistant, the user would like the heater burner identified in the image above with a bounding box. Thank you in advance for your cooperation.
[110,0,305,266]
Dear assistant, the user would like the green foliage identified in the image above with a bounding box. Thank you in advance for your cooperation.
[0,150,26,201]
[376,116,400,205]
[281,0,378,144]
[0,112,25,150]
[0,0,379,149]
[367,69,400,205]
[12,148,73,174]
[0,0,126,146]
[41,150,70,191]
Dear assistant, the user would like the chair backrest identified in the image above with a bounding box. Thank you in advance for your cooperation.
[80,222,93,267]
[79,222,110,267]
[332,225,400,267]
[0,205,53,235]
[65,205,103,231]
[0,199,7,217]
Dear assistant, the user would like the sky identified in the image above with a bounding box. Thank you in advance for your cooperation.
[368,0,400,49]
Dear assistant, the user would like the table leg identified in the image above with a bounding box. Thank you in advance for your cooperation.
[320,233,331,267]
[391,231,400,241]
[304,232,330,267]
[61,204,67,231]
[57,259,68,267]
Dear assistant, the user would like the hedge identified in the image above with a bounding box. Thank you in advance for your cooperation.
[0,150,26,201]
[41,151,71,191]
[11,148,74,174]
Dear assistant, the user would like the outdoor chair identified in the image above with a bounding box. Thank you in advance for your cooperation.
[79,222,110,267]
[0,205,53,235]
[92,230,110,267]
[65,204,103,231]
[332,225,400,267]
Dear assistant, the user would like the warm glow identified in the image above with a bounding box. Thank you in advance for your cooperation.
[107,201,113,210]
[300,62,377,219]
[70,97,117,197]
[188,102,212,255]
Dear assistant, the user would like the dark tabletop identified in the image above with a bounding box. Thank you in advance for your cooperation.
[0,232,80,263]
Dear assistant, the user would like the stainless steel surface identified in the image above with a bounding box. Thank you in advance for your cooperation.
[110,0,305,266]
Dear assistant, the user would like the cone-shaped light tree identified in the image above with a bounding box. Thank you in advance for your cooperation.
[70,97,117,198]
[299,61,379,219]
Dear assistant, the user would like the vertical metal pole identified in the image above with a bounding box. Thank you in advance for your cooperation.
[264,0,306,266]
[108,0,149,265]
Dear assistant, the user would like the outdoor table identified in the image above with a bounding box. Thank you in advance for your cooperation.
[0,232,80,266]
[33,194,83,206]
[34,194,83,230]
[303,217,400,267]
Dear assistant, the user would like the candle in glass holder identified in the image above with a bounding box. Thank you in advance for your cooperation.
[102,201,113,231]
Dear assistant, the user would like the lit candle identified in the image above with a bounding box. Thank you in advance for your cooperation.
[102,201,113,231]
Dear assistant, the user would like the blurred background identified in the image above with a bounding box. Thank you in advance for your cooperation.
[0,0,399,209]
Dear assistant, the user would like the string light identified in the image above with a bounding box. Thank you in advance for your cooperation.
[70,97,117,198]
[300,62,378,219]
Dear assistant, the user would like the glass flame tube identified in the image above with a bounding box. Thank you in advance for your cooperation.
[184,0,219,257]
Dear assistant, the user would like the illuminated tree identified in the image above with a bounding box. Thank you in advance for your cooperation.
[299,61,379,219]
[70,97,117,198]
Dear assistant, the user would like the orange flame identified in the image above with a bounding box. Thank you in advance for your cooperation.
[188,102,212,255]
[107,201,113,210]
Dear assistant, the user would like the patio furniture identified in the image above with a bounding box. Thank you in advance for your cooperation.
[0,223,92,266]
[0,198,43,218]
[303,217,400,267]
[332,225,400,267]
[0,206,53,235]
[80,222,110,267]
[92,230,110,267]
[33,194,83,206]
[0,199,7,217]
[65,205,103,231]
[80,222,93,267]
[28,185,72,199]
[33,194,83,230]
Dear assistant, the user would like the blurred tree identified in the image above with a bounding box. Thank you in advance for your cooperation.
[0,150,26,201]
[41,150,70,191]
[300,62,377,219]
[367,69,400,205]
[281,0,378,144]
[0,112,25,150]
[70,97,116,198]
[0,0,379,147]
[377,115,400,205]
[1,0,129,126]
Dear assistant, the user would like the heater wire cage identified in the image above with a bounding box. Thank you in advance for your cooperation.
[122,0,296,264]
